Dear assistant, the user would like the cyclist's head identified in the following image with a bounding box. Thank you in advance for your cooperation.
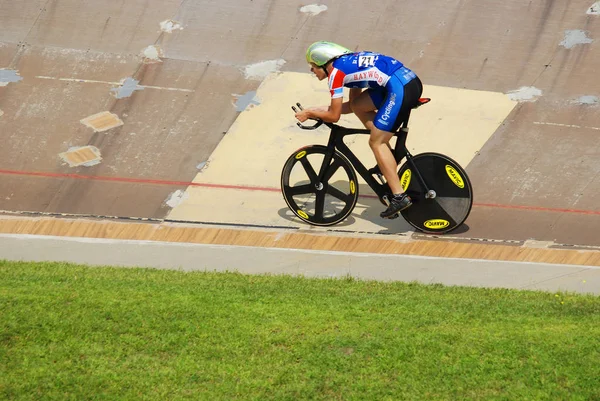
[305,41,352,68]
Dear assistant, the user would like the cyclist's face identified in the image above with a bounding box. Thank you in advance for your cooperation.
[309,63,327,80]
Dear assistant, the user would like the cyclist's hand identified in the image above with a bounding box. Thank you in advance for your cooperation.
[295,110,310,122]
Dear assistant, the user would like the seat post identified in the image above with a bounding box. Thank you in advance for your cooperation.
[393,110,411,161]
[398,108,412,132]
[392,98,430,161]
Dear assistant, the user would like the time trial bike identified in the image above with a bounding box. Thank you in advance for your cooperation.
[280,99,473,234]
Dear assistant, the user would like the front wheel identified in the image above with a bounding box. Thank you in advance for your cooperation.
[281,145,359,226]
[398,153,473,234]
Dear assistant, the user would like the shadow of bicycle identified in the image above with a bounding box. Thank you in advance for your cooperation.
[276,182,413,234]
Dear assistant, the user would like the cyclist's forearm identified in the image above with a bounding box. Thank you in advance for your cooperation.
[303,97,343,122]
[307,108,340,122]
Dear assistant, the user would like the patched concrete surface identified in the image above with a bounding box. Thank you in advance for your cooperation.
[299,4,328,16]
[0,0,599,247]
[167,71,516,231]
[164,190,188,208]
[507,87,543,102]
[59,146,102,167]
[80,111,124,132]
[160,20,183,33]
[573,95,599,105]
[111,77,144,99]
[142,45,163,63]
[0,69,23,86]
[242,59,286,80]
[587,2,600,15]
[560,30,594,49]
[233,91,260,111]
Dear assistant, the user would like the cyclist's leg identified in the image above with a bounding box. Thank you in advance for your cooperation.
[349,89,379,129]
[369,83,405,197]
[370,128,402,194]
[372,74,425,218]
[349,86,404,134]
[349,87,404,197]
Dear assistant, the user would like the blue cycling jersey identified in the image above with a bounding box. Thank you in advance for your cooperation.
[328,52,416,99]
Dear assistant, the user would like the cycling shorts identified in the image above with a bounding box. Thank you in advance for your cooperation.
[368,68,423,132]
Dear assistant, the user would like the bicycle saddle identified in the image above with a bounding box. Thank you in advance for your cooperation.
[413,98,431,109]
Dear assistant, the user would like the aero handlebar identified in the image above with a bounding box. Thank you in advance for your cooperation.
[291,103,324,130]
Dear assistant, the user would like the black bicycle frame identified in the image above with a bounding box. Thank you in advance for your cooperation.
[291,99,432,199]
[315,123,431,201]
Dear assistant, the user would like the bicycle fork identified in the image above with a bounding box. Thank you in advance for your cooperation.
[315,134,338,186]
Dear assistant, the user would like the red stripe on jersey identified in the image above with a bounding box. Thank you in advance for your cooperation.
[328,68,346,97]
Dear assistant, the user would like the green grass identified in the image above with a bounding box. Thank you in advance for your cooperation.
[1,260,599,400]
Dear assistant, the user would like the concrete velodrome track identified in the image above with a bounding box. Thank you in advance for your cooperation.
[1,1,599,289]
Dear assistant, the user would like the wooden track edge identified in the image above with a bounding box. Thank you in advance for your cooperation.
[0,215,598,267]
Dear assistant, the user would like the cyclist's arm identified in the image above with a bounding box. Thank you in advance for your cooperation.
[296,97,343,123]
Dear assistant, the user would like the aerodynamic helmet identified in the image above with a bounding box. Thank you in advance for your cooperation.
[305,41,352,67]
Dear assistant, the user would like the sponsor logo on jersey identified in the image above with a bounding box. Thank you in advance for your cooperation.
[351,69,385,85]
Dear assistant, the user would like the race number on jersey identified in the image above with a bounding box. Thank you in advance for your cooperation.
[358,55,376,68]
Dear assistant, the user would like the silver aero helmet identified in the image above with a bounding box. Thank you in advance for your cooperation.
[306,41,352,67]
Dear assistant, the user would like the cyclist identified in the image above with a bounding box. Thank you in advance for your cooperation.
[295,41,423,218]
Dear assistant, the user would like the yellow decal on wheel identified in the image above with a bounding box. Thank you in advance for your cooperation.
[350,180,356,194]
[424,219,450,229]
[445,165,464,188]
[400,169,411,191]
[295,150,307,159]
[297,210,309,220]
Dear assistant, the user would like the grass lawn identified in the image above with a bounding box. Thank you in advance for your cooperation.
[1,260,599,400]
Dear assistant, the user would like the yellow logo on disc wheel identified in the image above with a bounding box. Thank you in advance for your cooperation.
[445,165,464,188]
[350,180,356,194]
[295,150,307,159]
[424,219,450,229]
[297,210,309,220]
[400,169,411,191]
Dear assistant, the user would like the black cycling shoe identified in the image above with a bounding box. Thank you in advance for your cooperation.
[380,193,412,219]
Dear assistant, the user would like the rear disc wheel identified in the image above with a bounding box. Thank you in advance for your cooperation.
[398,152,473,234]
